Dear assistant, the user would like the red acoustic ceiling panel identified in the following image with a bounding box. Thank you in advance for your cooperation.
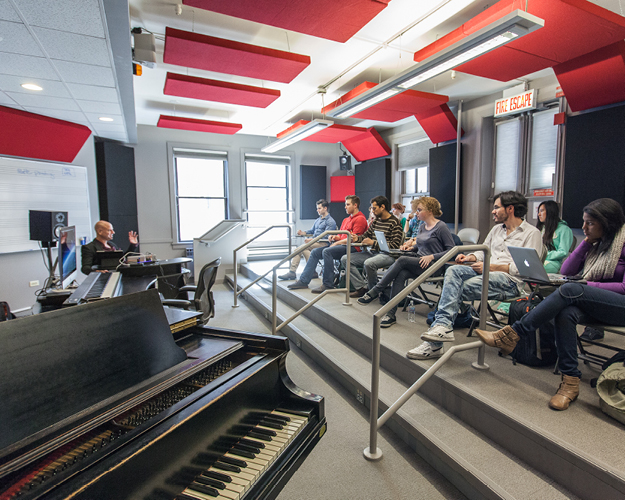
[341,128,391,162]
[157,115,242,134]
[0,106,91,162]
[303,124,368,143]
[322,82,449,122]
[163,27,310,83]
[415,104,463,144]
[164,73,280,108]
[415,0,625,83]
[553,41,625,112]
[182,0,392,43]
[331,176,355,203]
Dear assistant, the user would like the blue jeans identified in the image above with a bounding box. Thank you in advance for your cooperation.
[340,251,396,290]
[428,265,521,348]
[512,283,625,377]
[299,246,325,285]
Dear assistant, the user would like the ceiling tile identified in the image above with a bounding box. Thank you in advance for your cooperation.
[8,92,80,110]
[0,0,20,22]
[0,52,60,80]
[25,108,90,125]
[12,0,105,37]
[53,60,115,86]
[0,19,45,56]
[84,111,122,123]
[0,74,71,97]
[33,27,111,66]
[66,82,118,102]
[77,100,121,114]
[0,91,20,106]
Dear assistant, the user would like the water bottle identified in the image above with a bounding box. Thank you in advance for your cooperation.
[407,300,416,323]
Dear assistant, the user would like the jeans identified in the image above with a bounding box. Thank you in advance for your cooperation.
[341,251,396,290]
[428,265,521,349]
[512,283,625,377]
[367,255,441,316]
[289,241,327,272]
[299,246,325,285]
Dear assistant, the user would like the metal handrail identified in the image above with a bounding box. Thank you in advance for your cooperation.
[232,225,292,307]
[272,230,354,333]
[364,244,492,461]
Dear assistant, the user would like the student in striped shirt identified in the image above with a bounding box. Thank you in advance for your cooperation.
[342,196,404,297]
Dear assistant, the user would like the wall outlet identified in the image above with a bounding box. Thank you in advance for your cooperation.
[29,280,39,287]
[356,389,365,405]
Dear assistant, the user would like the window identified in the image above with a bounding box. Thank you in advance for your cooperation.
[245,154,291,242]
[171,148,228,243]
[528,108,559,191]
[398,137,431,206]
[493,117,522,194]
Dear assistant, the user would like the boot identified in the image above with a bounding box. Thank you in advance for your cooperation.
[549,375,580,411]
[474,325,520,355]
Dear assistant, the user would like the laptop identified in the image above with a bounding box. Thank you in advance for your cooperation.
[374,230,413,256]
[508,246,586,285]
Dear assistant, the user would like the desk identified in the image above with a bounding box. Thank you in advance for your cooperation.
[116,257,192,277]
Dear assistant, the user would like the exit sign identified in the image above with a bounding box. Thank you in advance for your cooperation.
[494,89,536,117]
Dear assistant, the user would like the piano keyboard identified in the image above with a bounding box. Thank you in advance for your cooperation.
[85,271,121,301]
[147,409,309,500]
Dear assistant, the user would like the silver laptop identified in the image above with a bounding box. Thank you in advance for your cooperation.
[374,230,411,256]
[508,246,585,285]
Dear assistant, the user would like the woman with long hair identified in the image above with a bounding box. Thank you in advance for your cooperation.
[476,198,625,411]
[403,199,423,248]
[391,203,407,232]
[357,196,455,328]
[536,200,574,273]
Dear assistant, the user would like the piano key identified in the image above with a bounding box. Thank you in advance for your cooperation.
[193,475,225,490]
[232,442,260,454]
[228,447,255,460]
[238,438,264,449]
[218,455,247,468]
[201,471,232,483]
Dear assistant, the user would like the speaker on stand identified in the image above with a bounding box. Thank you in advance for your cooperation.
[29,210,69,287]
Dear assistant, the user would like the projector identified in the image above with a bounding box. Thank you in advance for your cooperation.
[132,30,157,69]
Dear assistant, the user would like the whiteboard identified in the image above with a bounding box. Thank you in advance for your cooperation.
[0,157,92,254]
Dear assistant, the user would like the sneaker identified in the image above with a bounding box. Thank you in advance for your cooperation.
[311,284,332,294]
[357,292,377,305]
[380,314,396,328]
[279,271,297,280]
[580,326,604,342]
[420,324,455,342]
[287,280,308,290]
[406,341,443,360]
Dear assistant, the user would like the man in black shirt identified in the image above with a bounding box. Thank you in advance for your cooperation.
[81,220,138,274]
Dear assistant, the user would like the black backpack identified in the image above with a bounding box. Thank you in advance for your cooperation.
[507,293,558,367]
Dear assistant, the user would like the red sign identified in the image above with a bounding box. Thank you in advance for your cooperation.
[533,189,554,197]
[494,89,536,117]
[555,85,565,98]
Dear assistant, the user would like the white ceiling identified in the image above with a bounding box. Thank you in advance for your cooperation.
[0,0,622,146]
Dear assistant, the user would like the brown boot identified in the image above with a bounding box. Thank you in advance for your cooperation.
[474,325,520,355]
[549,375,580,411]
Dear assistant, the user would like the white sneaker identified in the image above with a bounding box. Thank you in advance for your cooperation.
[420,324,455,342]
[406,341,443,360]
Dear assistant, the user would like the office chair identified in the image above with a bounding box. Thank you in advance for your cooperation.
[457,228,480,245]
[162,257,221,324]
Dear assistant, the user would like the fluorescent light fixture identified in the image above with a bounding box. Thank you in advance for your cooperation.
[262,119,333,153]
[326,10,543,119]
[99,117,114,122]
[21,83,42,91]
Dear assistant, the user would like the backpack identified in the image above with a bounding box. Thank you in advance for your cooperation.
[596,351,625,425]
[0,301,14,321]
[507,293,558,367]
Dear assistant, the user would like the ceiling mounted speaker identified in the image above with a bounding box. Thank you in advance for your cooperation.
[339,155,352,171]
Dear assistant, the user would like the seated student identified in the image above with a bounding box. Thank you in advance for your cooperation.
[404,199,423,244]
[341,196,404,298]
[288,195,367,292]
[406,191,542,360]
[279,199,336,280]
[391,203,407,231]
[357,197,455,328]
[477,198,625,411]
[81,220,138,274]
[537,200,574,273]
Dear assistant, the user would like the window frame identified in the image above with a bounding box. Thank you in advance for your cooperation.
[167,142,229,247]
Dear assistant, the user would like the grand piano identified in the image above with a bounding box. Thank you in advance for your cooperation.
[0,290,325,500]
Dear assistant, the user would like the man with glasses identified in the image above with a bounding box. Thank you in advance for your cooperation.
[406,191,542,360]
[280,199,336,281]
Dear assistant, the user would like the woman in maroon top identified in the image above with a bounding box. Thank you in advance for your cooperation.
[476,198,625,411]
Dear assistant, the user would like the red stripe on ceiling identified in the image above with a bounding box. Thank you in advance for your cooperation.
[554,40,625,112]
[414,104,463,144]
[415,0,625,83]
[182,0,392,43]
[163,27,310,83]
[277,120,309,138]
[157,115,242,134]
[0,106,91,163]
[302,124,368,143]
[164,73,280,108]
[342,128,391,162]
[331,176,355,203]
[323,82,449,122]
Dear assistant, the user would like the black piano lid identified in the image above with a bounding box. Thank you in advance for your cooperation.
[0,289,193,462]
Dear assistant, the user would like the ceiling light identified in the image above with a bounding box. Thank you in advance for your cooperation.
[262,119,333,153]
[21,83,42,91]
[326,10,543,119]
[99,117,114,122]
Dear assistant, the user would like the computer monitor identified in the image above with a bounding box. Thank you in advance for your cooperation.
[58,226,77,289]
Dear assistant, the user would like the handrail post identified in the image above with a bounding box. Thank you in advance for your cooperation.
[232,248,239,308]
[364,314,382,461]
[344,234,352,306]
[472,248,491,370]
[272,268,278,334]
